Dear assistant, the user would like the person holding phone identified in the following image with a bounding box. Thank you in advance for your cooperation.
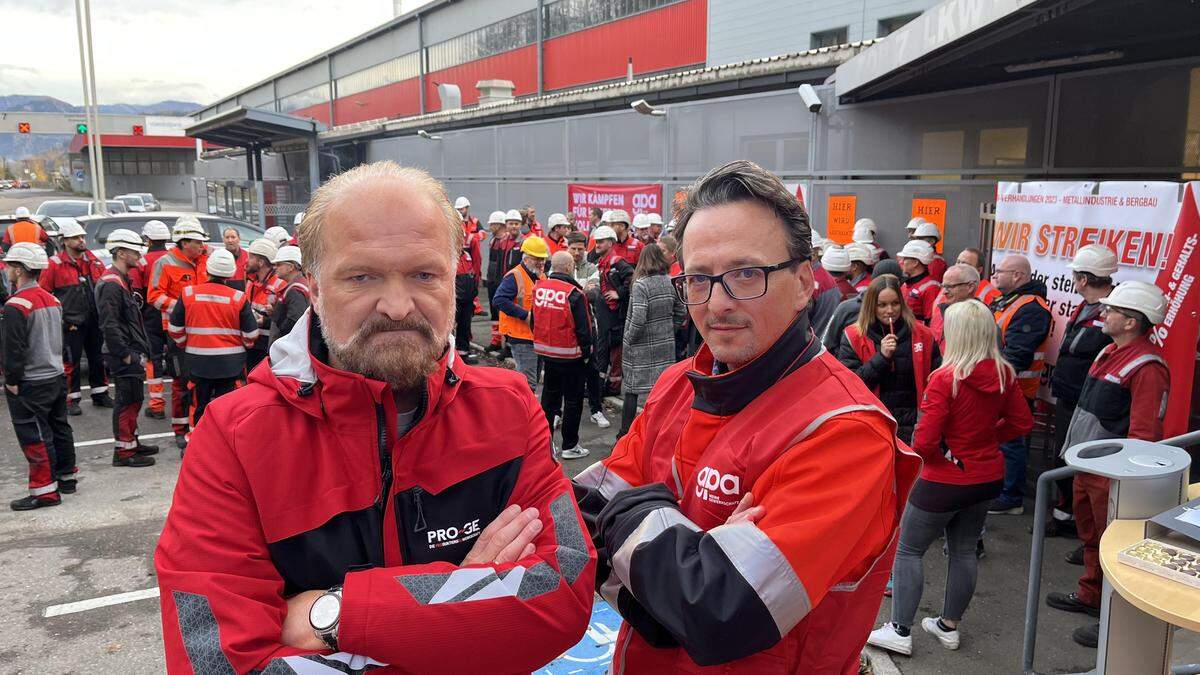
[837,274,940,443]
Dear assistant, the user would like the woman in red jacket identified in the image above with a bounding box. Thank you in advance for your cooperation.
[868,299,1034,657]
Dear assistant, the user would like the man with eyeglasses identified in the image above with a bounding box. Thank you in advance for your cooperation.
[987,254,1052,516]
[573,160,920,673]
[928,263,980,349]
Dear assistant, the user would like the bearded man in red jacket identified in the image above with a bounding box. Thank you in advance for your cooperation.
[155,161,595,674]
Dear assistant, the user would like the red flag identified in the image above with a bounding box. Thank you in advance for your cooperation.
[1151,182,1200,436]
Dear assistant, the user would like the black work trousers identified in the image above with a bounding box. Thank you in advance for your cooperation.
[64,318,107,402]
[541,358,586,450]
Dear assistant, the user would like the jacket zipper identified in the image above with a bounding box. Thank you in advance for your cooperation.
[411,487,427,532]
[374,404,400,562]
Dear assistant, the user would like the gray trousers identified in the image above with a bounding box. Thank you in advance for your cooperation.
[889,500,989,629]
[509,341,538,390]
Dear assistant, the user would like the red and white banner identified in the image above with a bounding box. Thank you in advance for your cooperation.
[994,181,1200,435]
[567,183,662,233]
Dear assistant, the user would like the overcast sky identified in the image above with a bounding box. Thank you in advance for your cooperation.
[2,0,403,107]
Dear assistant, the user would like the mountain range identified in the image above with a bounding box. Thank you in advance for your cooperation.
[0,95,199,115]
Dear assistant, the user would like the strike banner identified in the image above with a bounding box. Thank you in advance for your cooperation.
[568,183,662,232]
[993,181,1200,435]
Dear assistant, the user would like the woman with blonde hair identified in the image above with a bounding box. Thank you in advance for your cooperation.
[836,274,938,443]
[868,299,1034,657]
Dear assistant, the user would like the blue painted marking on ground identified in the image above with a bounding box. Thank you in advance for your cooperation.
[540,599,620,674]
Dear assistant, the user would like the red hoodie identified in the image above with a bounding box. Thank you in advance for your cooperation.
[911,359,1033,485]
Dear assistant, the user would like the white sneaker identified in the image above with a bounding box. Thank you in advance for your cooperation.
[921,617,960,650]
[590,411,610,428]
[867,623,912,656]
[560,445,590,460]
[553,415,562,429]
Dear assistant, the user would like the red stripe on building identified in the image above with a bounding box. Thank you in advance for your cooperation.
[333,77,422,125]
[70,134,215,153]
[424,44,539,112]
[289,102,332,125]
[543,0,707,91]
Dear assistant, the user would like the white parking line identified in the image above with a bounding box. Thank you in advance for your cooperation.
[75,431,175,448]
[80,378,173,393]
[44,587,160,618]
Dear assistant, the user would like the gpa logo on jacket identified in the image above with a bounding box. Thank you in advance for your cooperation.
[913,343,924,353]
[695,466,740,507]
[534,287,569,307]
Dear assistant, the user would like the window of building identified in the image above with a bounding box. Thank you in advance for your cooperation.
[811,27,848,50]
[543,0,678,39]
[877,13,920,38]
[336,52,421,98]
[425,10,537,73]
[278,83,330,113]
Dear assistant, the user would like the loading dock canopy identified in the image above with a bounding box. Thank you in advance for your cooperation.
[185,107,326,150]
[835,0,1200,103]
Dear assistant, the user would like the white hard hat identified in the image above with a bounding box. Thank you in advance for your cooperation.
[897,240,935,265]
[293,212,305,227]
[592,225,617,242]
[172,215,208,243]
[248,238,278,260]
[913,221,941,240]
[632,213,650,229]
[646,212,664,226]
[264,226,290,247]
[905,217,927,232]
[142,219,170,241]
[454,196,471,210]
[3,242,49,270]
[488,210,506,225]
[14,206,30,217]
[547,212,571,228]
[844,242,876,265]
[821,246,851,273]
[58,219,86,238]
[273,245,302,266]
[104,228,146,255]
[504,209,523,222]
[605,209,630,225]
[1069,244,1118,278]
[1101,280,1167,325]
[205,248,237,278]
[852,218,876,243]
[665,218,677,233]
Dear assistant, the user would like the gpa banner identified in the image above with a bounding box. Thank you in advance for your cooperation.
[568,183,662,233]
[993,181,1200,435]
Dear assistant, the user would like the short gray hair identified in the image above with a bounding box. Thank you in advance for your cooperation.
[946,263,980,284]
[550,250,574,274]
[298,160,463,277]
[673,160,810,264]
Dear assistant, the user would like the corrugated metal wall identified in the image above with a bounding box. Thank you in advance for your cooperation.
[424,45,540,111]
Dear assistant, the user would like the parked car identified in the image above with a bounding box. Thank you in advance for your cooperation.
[0,214,69,253]
[35,199,130,218]
[77,212,265,266]
[114,194,147,212]
[131,192,160,211]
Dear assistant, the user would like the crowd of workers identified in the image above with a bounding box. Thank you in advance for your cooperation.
[0,155,1177,672]
[1,208,310,507]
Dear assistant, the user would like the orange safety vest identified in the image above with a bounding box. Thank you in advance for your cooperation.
[149,248,207,330]
[170,283,254,357]
[531,278,588,359]
[4,219,45,246]
[498,264,541,341]
[600,347,921,674]
[995,295,1051,399]
[976,279,1001,305]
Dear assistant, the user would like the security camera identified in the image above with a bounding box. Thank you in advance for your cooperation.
[797,84,822,113]
[417,129,442,141]
[631,99,666,117]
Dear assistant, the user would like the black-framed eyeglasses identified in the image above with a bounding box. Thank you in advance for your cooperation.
[942,281,976,290]
[671,259,800,306]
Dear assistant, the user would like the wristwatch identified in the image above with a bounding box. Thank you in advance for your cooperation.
[308,586,342,651]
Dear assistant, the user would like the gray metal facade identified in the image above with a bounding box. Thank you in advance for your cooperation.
[706,0,938,68]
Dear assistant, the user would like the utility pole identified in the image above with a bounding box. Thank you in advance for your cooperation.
[73,0,101,207]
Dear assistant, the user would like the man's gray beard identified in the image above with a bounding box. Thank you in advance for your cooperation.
[316,299,449,391]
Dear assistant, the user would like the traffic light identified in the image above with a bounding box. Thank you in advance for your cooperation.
[132,125,144,136]
[76,123,88,134]
[17,122,30,133]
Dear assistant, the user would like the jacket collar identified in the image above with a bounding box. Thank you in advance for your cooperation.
[259,310,463,430]
[904,270,929,285]
[549,272,582,289]
[686,311,822,416]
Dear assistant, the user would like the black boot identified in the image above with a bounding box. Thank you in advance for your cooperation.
[92,392,115,408]
[174,434,188,450]
[66,400,82,416]
[113,453,156,468]
[59,479,77,494]
[11,495,61,511]
[1066,545,1085,566]
[1046,591,1100,617]
[135,443,160,456]
[1072,623,1099,648]
[144,408,165,420]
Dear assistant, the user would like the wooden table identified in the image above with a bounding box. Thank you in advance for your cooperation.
[1099,483,1200,634]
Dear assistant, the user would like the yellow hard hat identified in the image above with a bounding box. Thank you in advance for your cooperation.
[520,236,550,258]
